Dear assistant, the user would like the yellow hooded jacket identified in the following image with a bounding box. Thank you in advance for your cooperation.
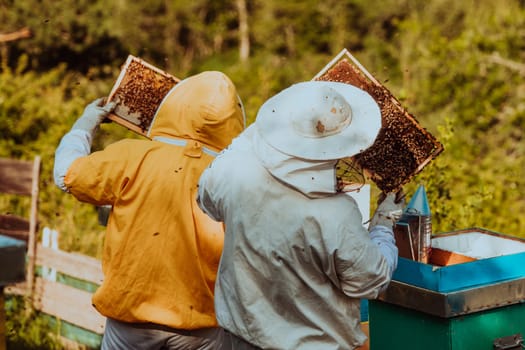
[63,71,244,329]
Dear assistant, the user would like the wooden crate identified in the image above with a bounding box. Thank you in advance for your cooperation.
[106,55,181,137]
[314,49,443,193]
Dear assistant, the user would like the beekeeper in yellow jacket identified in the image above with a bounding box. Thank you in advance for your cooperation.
[54,71,245,349]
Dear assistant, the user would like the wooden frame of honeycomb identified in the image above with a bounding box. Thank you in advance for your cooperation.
[314,49,444,193]
[106,55,181,137]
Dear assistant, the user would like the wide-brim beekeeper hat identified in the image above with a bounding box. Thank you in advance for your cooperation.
[256,81,381,161]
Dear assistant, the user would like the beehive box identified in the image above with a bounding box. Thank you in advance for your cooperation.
[106,55,181,137]
[314,49,443,193]
[369,228,525,350]
[0,234,26,286]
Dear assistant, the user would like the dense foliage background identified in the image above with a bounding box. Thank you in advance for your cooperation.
[1,0,524,262]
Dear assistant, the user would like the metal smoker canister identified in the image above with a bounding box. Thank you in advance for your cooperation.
[394,185,432,263]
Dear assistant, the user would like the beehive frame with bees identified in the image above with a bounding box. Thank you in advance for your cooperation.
[315,49,443,193]
[105,55,181,137]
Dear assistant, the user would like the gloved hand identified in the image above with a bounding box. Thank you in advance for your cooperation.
[72,98,116,134]
[369,189,406,230]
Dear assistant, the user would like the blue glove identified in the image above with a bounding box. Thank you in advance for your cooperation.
[72,98,116,134]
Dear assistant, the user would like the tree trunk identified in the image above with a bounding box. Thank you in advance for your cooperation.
[236,0,250,62]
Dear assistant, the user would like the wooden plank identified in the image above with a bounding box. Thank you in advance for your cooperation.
[59,335,95,350]
[26,156,41,297]
[106,112,144,135]
[36,245,103,285]
[58,336,88,350]
[4,283,25,296]
[33,277,105,334]
[0,158,34,195]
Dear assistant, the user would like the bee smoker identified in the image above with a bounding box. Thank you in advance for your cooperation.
[394,185,432,263]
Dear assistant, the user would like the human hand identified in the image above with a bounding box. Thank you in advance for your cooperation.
[72,98,116,133]
[369,189,406,229]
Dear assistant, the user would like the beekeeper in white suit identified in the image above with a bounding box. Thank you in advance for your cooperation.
[197,81,404,350]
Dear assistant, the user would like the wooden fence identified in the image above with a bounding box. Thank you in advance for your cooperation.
[6,228,105,349]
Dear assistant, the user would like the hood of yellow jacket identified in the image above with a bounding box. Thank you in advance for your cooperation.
[148,71,246,152]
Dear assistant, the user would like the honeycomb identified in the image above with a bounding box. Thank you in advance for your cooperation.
[106,55,180,136]
[316,52,443,193]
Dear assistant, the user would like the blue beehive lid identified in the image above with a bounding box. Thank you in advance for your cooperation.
[392,227,525,292]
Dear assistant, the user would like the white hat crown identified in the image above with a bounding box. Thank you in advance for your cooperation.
[292,86,352,138]
[256,81,381,160]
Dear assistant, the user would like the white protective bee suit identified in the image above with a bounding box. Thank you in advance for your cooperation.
[198,81,402,350]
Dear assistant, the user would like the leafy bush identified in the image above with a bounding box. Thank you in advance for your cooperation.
[5,296,61,350]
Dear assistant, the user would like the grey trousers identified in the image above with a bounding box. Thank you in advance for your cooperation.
[219,331,261,350]
[101,318,225,350]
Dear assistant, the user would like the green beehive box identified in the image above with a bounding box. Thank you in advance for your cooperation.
[369,299,525,350]
[369,228,525,350]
